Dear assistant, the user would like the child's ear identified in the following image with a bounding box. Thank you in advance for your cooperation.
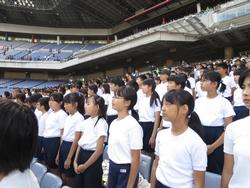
[124,100,131,108]
[182,104,189,115]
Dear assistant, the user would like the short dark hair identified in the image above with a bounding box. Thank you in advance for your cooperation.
[239,69,250,89]
[88,84,98,94]
[110,77,124,87]
[38,97,50,111]
[0,99,38,175]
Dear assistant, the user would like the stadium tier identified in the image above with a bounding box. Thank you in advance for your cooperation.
[0,41,103,62]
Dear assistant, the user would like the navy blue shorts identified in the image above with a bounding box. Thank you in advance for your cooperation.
[74,149,103,188]
[35,136,44,162]
[139,122,154,153]
[58,141,75,177]
[43,137,60,169]
[233,106,249,121]
[108,160,138,188]
[203,126,224,174]
[156,180,171,188]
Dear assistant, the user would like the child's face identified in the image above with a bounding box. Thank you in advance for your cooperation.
[234,75,240,84]
[161,100,178,122]
[112,95,127,112]
[167,81,178,91]
[200,78,213,92]
[217,67,227,76]
[64,102,77,114]
[88,88,95,97]
[49,100,61,111]
[85,98,98,116]
[242,77,250,109]
[142,84,151,94]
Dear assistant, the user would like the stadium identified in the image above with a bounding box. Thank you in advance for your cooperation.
[0,0,250,188]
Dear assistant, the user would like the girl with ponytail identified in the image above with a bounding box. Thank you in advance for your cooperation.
[108,86,143,188]
[194,70,235,174]
[151,90,207,188]
[138,78,161,153]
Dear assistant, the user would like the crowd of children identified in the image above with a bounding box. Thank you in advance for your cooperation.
[0,56,250,188]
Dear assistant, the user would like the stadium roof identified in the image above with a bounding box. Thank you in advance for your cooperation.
[0,0,223,31]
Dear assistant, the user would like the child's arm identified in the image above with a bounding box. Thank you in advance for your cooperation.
[64,131,81,169]
[150,156,159,188]
[77,136,105,172]
[193,170,205,188]
[74,145,81,174]
[126,149,141,188]
[149,111,160,148]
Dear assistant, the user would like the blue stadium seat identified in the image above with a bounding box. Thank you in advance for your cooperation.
[40,172,62,188]
[205,172,221,188]
[103,145,109,160]
[31,162,47,184]
[139,154,152,182]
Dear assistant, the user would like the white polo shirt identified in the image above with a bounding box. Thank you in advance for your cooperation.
[224,116,250,188]
[155,127,207,188]
[138,95,161,122]
[108,115,143,164]
[38,112,49,137]
[194,95,235,126]
[78,116,108,151]
[0,169,39,188]
[43,109,67,138]
[62,111,84,142]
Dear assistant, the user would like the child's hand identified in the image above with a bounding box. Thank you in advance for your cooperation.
[77,164,87,173]
[74,161,79,174]
[55,154,59,166]
[64,158,71,169]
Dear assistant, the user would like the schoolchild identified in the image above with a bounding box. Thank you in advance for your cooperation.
[222,69,250,188]
[74,95,108,188]
[43,93,68,175]
[108,86,143,188]
[57,93,85,186]
[151,90,207,188]
[138,78,161,152]
[194,71,235,174]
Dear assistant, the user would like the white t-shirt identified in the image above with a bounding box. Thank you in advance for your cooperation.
[195,81,207,98]
[0,169,39,188]
[184,87,192,95]
[43,109,68,138]
[34,108,42,120]
[155,128,207,188]
[78,116,108,151]
[62,111,84,142]
[97,88,103,96]
[224,116,250,188]
[101,93,109,106]
[188,77,196,89]
[156,82,168,101]
[220,76,236,98]
[162,119,172,128]
[138,95,161,122]
[38,112,49,137]
[233,85,245,107]
[134,89,145,111]
[108,115,143,164]
[106,92,117,116]
[194,95,235,126]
